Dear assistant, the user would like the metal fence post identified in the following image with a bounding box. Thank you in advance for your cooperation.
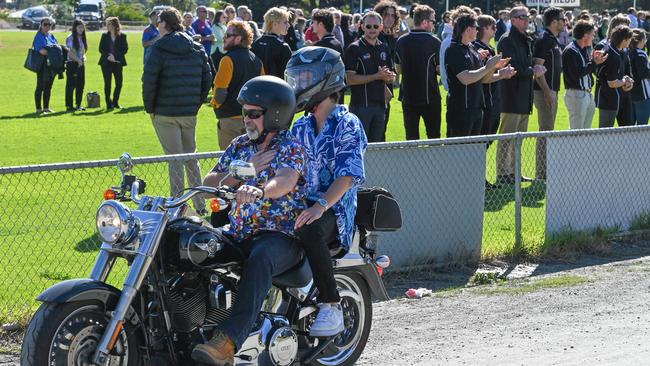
[514,135,522,248]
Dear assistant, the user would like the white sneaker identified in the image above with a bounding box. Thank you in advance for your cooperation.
[309,303,344,337]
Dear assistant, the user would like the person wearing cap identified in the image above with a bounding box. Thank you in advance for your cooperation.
[193,75,308,366]
[142,10,161,64]
[287,46,367,338]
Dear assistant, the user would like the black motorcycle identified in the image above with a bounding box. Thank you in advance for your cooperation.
[21,153,401,366]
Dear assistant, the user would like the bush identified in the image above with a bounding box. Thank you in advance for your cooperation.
[105,3,147,22]
[45,4,74,22]
[0,8,10,20]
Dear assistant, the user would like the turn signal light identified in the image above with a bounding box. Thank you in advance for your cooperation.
[104,189,116,200]
[210,198,221,212]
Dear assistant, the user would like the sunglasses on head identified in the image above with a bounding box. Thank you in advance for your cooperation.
[242,108,265,119]
[365,24,380,30]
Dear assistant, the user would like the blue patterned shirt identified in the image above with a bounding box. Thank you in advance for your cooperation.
[212,130,308,242]
[291,105,368,251]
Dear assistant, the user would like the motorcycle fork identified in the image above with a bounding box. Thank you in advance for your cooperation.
[92,206,169,366]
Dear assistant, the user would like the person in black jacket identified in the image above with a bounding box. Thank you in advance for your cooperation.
[143,7,211,214]
[595,25,635,128]
[629,29,650,125]
[495,6,546,185]
[99,17,128,110]
[32,18,59,114]
[251,7,292,79]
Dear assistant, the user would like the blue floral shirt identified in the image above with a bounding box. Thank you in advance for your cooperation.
[212,130,308,242]
[291,105,368,251]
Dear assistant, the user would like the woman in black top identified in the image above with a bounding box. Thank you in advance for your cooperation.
[629,29,650,125]
[250,7,292,79]
[445,12,514,137]
[596,25,634,128]
[99,17,128,110]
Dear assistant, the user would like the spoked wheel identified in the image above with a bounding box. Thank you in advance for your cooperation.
[21,301,141,366]
[301,273,372,366]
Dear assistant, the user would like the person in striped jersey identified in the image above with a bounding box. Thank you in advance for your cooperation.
[629,29,650,125]
[562,20,608,129]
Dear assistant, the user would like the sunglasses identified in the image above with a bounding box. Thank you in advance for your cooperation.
[242,108,265,119]
[226,10,235,13]
[365,24,380,30]
[42,23,52,26]
[514,15,529,20]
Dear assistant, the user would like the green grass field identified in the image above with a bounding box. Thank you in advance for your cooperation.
[0,30,580,323]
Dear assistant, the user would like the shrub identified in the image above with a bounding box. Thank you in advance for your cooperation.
[0,8,10,20]
[105,3,147,22]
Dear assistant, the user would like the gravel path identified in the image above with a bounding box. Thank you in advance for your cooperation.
[3,240,650,365]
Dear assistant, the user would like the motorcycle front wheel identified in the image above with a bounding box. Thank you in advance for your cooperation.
[20,300,142,366]
[302,272,373,366]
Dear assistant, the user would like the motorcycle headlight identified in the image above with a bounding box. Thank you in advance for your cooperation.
[96,200,138,245]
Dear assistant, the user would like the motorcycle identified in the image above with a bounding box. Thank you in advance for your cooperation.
[21,153,401,366]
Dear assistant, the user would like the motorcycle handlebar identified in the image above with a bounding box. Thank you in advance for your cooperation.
[163,186,237,208]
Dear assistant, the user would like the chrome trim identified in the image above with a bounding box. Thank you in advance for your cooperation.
[286,279,313,302]
[89,249,115,282]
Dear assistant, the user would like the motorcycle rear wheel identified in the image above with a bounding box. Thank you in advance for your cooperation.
[20,300,142,366]
[304,272,373,366]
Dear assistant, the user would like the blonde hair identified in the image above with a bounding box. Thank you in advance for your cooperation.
[262,7,289,33]
[106,17,121,34]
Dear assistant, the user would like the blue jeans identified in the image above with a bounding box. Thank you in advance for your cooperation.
[217,232,302,350]
[633,99,650,125]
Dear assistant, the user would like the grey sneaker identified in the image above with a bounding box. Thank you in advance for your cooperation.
[309,303,344,337]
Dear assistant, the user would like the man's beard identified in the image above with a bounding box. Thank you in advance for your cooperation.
[246,126,260,140]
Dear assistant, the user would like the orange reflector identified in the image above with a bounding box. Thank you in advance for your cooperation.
[210,198,221,212]
[104,189,116,200]
[377,266,384,277]
[107,320,123,351]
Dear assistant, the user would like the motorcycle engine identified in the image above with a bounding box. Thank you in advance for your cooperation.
[165,272,207,333]
[244,315,298,366]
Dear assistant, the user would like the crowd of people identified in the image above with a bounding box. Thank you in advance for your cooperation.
[22,4,650,364]
[29,3,650,184]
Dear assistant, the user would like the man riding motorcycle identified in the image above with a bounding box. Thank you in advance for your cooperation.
[193,75,308,366]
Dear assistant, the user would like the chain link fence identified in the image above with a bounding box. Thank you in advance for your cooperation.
[1,126,650,325]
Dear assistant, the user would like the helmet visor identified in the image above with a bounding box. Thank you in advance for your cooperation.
[285,64,328,97]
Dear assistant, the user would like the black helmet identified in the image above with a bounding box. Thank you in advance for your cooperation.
[285,46,346,112]
[237,75,297,132]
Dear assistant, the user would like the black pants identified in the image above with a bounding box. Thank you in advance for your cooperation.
[65,62,85,109]
[349,104,387,143]
[402,101,441,140]
[295,208,341,303]
[35,67,55,110]
[101,62,123,108]
[481,104,501,147]
[446,106,483,137]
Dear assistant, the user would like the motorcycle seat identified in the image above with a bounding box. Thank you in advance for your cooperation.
[273,256,313,288]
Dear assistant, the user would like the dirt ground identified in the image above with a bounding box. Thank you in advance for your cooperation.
[3,240,650,365]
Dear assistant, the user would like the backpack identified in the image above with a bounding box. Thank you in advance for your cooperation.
[86,92,101,108]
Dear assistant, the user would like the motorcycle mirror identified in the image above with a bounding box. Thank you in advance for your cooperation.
[117,153,133,175]
[229,160,256,181]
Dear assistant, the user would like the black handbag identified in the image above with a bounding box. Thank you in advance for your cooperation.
[355,187,402,231]
[24,48,44,73]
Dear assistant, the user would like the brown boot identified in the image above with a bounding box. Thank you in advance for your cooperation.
[191,331,235,366]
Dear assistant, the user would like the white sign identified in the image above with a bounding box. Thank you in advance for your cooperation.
[526,0,580,7]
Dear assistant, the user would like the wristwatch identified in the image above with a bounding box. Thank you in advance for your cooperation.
[316,198,329,210]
